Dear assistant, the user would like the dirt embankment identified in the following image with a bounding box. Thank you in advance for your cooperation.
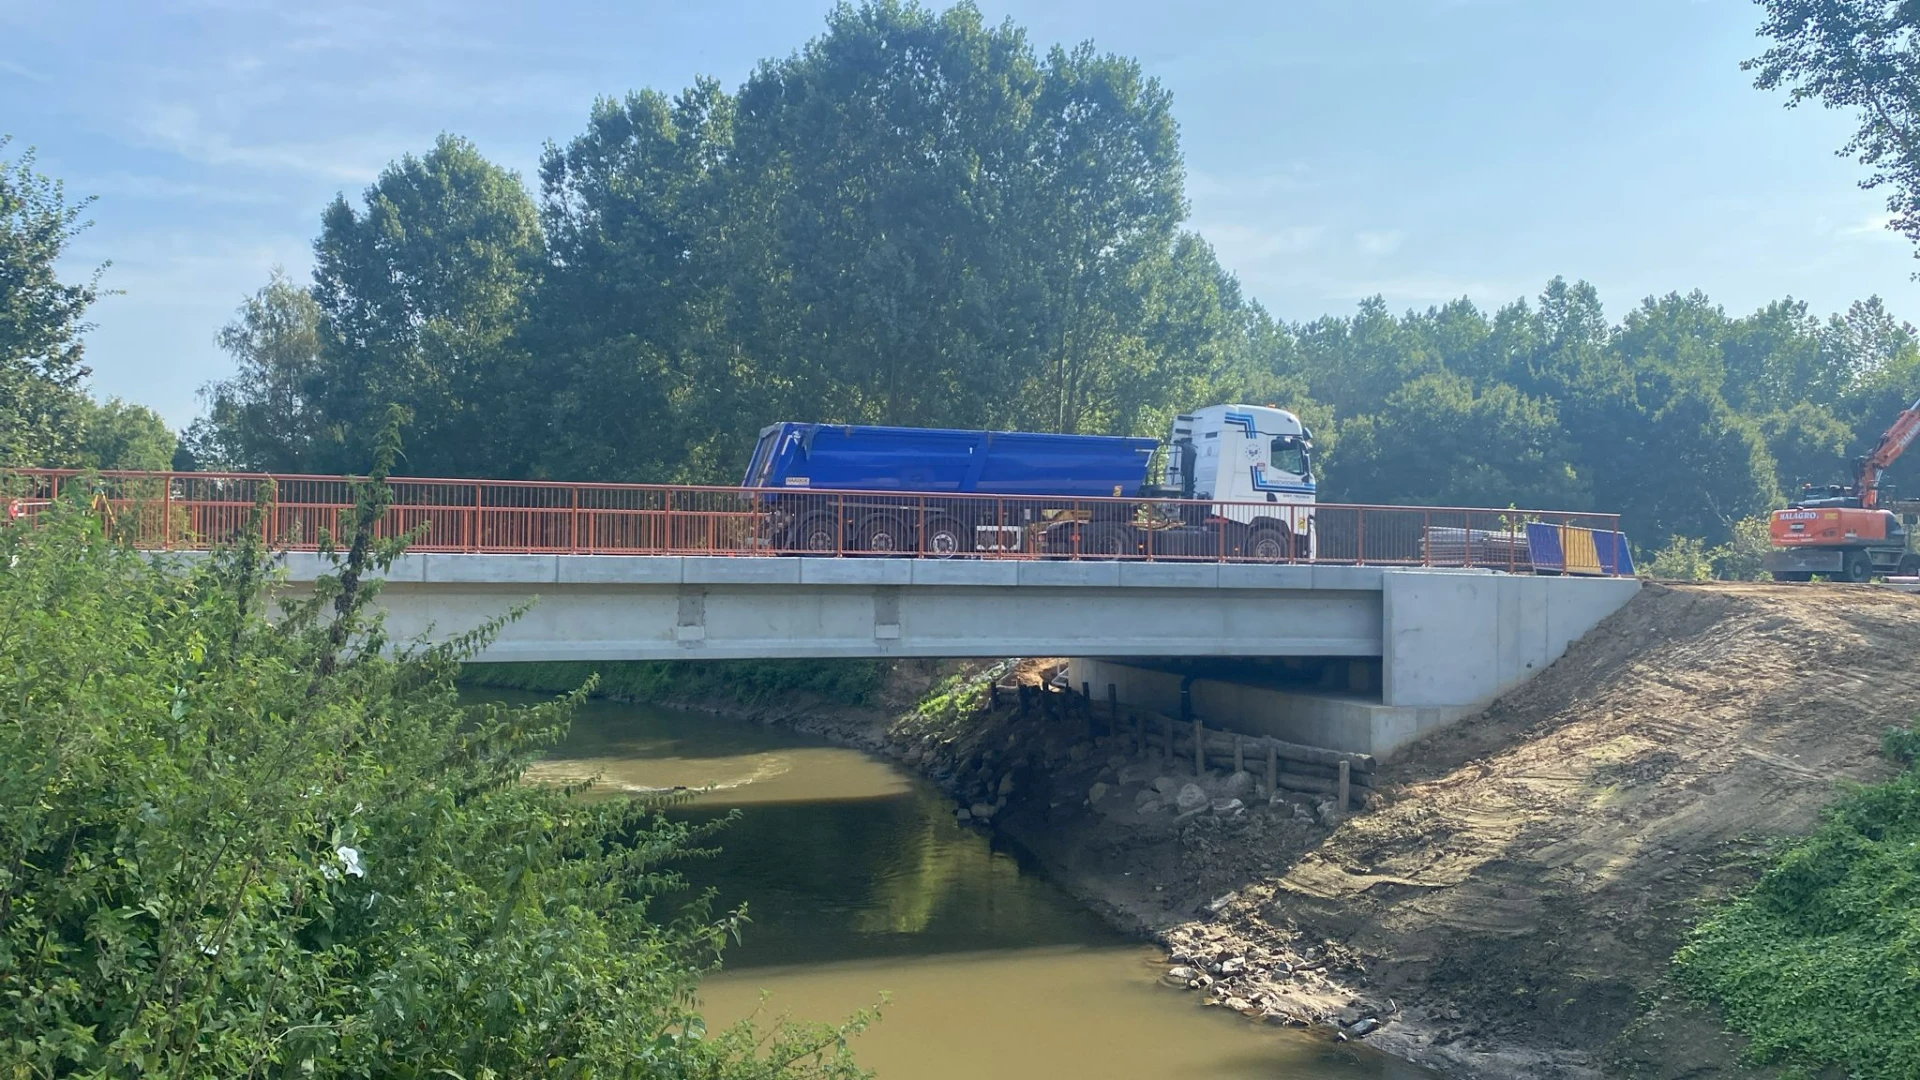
[641,584,1920,1077]
[999,583,1920,1078]
[1252,583,1920,1076]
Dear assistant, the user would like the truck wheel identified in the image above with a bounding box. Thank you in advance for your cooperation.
[792,514,841,554]
[1245,526,1290,563]
[1080,523,1133,559]
[856,514,907,553]
[1842,550,1874,582]
[1899,555,1920,577]
[922,517,966,558]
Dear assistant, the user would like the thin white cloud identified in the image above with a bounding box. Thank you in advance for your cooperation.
[1195,220,1327,264]
[1186,163,1314,201]
[1325,274,1520,305]
[1842,212,1899,238]
[82,172,279,205]
[0,58,50,83]
[1355,229,1406,256]
[131,102,384,183]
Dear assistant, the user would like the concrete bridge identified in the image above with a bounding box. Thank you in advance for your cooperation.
[277,552,1639,757]
[3,468,1640,758]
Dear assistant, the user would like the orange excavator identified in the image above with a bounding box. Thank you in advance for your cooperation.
[1766,394,1920,582]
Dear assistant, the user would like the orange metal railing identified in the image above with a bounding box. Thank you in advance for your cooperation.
[0,469,1627,573]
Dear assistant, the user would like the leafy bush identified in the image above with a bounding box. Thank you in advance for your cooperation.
[464,659,889,708]
[1674,725,1920,1078]
[0,476,872,1076]
[1642,517,1776,582]
[1711,516,1775,582]
[1645,535,1716,581]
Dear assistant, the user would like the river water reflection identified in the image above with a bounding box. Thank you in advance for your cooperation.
[510,693,1434,1079]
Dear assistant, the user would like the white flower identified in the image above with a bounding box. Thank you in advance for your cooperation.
[335,845,365,879]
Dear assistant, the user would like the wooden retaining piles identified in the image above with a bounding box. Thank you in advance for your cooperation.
[1005,677,1376,809]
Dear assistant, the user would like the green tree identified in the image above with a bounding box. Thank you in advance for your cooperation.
[1826,297,1920,495]
[1616,373,1780,543]
[310,134,544,477]
[725,0,1040,432]
[1720,298,1832,413]
[536,80,739,481]
[0,137,98,467]
[1326,370,1581,509]
[72,396,176,471]
[194,268,324,472]
[1012,40,1186,434]
[1749,0,1920,268]
[1759,399,1856,493]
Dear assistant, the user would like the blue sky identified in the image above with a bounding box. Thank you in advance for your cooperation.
[3,0,1914,428]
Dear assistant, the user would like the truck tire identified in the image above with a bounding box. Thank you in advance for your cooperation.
[1842,550,1874,582]
[855,514,908,553]
[1244,525,1290,563]
[791,513,841,554]
[922,517,966,558]
[1899,555,1920,577]
[1080,523,1133,559]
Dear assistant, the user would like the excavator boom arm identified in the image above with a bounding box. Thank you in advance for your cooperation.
[1858,394,1920,508]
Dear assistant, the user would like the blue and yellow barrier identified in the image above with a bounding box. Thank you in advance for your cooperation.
[1525,522,1634,576]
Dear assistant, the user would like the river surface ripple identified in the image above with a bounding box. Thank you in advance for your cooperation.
[505,692,1436,1080]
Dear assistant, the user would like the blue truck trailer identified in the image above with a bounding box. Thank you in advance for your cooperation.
[742,422,1159,554]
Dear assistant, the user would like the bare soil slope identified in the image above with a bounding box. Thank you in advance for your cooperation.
[1257,582,1920,1074]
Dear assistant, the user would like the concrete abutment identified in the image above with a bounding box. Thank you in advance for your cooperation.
[1072,572,1641,759]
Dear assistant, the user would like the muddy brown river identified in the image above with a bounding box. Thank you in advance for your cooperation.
[511,693,1434,1079]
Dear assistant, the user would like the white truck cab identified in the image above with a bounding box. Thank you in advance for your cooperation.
[1161,404,1316,557]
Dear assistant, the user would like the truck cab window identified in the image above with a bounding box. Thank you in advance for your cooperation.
[1270,437,1308,477]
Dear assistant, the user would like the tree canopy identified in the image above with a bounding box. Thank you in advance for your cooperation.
[0,137,101,468]
[1748,1,1920,267]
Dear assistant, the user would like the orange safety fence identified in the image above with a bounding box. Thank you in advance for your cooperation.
[0,469,1628,573]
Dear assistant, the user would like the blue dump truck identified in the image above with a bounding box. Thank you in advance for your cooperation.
[739,404,1320,558]
[741,421,1160,555]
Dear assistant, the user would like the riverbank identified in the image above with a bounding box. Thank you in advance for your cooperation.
[466,582,1920,1078]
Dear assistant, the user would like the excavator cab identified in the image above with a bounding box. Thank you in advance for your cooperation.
[1791,482,1862,510]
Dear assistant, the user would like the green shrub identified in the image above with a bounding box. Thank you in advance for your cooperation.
[1642,517,1777,582]
[1645,535,1716,581]
[0,481,871,1077]
[1673,726,1920,1078]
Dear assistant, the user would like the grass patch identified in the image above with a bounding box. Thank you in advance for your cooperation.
[1673,725,1920,1078]
[463,659,889,708]
[894,664,1003,737]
